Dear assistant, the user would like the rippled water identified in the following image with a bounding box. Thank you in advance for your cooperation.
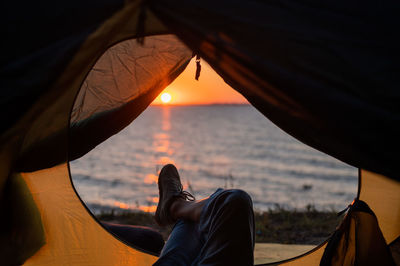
[70,105,358,214]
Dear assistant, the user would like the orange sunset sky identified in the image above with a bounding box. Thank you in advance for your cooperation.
[152,59,249,105]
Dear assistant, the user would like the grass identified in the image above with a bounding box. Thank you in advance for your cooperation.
[253,205,340,244]
[97,205,341,245]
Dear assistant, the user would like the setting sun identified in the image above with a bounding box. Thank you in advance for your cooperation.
[151,59,248,106]
[161,92,172,103]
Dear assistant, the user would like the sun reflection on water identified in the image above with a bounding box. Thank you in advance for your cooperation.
[144,174,158,184]
[162,106,171,131]
[114,201,130,210]
[71,105,358,217]
[143,106,175,212]
[138,205,157,213]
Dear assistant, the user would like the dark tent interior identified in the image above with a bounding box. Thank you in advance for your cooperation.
[1,0,399,265]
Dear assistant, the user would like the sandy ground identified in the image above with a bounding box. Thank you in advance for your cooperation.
[254,243,316,264]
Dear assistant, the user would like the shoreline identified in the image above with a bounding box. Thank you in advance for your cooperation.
[97,207,341,245]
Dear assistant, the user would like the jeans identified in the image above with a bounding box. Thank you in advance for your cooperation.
[154,189,255,266]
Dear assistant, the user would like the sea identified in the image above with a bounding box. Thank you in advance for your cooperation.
[70,105,358,214]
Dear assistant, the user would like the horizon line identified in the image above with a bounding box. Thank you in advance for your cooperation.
[151,103,250,107]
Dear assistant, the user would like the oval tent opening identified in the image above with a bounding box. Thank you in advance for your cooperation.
[69,42,358,264]
[3,2,400,265]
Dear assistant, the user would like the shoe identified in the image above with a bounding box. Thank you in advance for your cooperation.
[155,164,195,226]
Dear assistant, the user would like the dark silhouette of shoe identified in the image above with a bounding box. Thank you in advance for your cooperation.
[155,164,195,226]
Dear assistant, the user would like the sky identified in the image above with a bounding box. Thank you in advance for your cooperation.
[151,58,249,105]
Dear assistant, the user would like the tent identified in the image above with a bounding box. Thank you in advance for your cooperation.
[1,0,399,264]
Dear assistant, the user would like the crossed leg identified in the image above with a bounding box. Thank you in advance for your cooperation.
[155,188,255,266]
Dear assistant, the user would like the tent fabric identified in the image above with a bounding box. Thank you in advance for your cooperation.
[263,170,400,266]
[2,0,399,181]
[267,244,328,266]
[1,0,125,135]
[320,199,395,266]
[150,0,400,181]
[21,164,157,266]
[0,0,168,135]
[390,237,400,264]
[358,170,400,244]
[1,1,187,264]
[71,36,190,124]
[0,0,399,265]
[69,35,191,161]
[0,173,45,265]
[1,0,169,182]
[17,35,191,171]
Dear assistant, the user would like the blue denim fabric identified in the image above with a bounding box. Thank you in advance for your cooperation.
[154,189,255,266]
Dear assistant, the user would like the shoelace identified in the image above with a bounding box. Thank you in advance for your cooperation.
[181,190,195,201]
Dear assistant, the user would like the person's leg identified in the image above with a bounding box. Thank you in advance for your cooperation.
[154,164,255,265]
[170,198,208,223]
[154,164,204,265]
[153,199,209,265]
[101,222,164,255]
[153,220,202,266]
[155,164,197,226]
[194,189,255,266]
[156,189,255,266]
